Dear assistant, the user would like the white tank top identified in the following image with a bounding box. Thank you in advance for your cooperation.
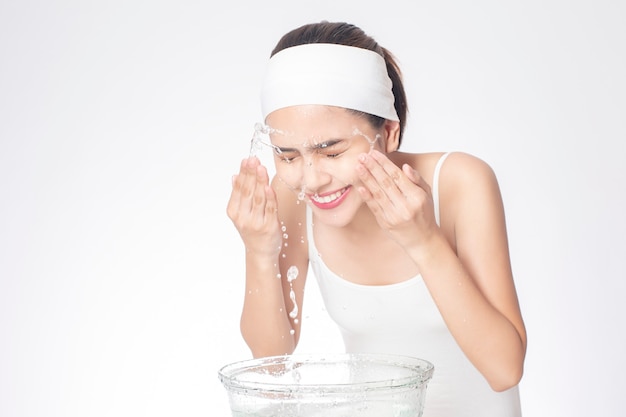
[306,153,521,417]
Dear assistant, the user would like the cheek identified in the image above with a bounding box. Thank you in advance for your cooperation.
[274,157,361,187]
[274,163,302,188]
[315,158,360,183]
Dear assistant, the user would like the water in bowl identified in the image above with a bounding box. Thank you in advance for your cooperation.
[218,353,434,417]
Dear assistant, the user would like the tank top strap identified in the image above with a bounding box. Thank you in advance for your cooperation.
[432,152,451,226]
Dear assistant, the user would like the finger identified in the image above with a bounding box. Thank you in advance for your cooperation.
[229,157,267,222]
[263,184,278,221]
[226,173,240,219]
[251,163,271,222]
[227,159,251,219]
[369,150,408,194]
[357,151,405,206]
[236,158,260,214]
[402,163,432,198]
[369,151,431,202]
[356,156,403,225]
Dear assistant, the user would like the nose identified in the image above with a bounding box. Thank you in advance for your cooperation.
[301,157,331,193]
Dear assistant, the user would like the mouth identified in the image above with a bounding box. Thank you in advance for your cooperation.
[309,186,351,209]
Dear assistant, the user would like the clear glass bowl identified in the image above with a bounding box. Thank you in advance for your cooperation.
[218,353,434,417]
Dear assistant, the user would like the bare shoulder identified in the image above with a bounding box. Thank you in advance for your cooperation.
[437,152,506,236]
[392,151,495,188]
[439,152,501,204]
[438,152,499,190]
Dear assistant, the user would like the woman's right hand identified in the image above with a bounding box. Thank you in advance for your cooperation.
[227,157,282,258]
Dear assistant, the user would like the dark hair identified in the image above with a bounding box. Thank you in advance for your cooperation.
[271,21,408,146]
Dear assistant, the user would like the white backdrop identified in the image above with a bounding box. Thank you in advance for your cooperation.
[1,1,624,416]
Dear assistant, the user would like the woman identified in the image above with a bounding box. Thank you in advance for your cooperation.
[227,21,526,416]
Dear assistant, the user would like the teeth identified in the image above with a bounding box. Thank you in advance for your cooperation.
[312,190,343,203]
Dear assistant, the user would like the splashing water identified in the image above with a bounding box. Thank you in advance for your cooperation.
[288,291,298,319]
[287,265,299,319]
[249,137,263,157]
[287,265,298,282]
[249,123,276,158]
[352,127,381,149]
[249,124,265,157]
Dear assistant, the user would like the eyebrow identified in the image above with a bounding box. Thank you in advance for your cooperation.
[309,139,344,150]
[277,138,346,153]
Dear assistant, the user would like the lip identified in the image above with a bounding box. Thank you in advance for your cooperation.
[308,186,351,210]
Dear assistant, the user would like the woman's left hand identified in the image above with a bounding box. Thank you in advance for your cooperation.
[356,150,440,250]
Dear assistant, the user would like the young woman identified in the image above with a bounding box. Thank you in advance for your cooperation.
[227,21,526,416]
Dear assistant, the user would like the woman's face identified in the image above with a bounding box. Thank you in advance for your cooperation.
[263,105,388,225]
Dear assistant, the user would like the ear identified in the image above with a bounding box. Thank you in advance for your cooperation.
[383,120,401,153]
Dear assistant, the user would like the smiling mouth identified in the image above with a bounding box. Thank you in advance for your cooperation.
[309,186,350,208]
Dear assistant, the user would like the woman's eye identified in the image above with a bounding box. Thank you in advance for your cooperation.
[276,152,299,163]
[317,141,349,159]
[318,147,345,159]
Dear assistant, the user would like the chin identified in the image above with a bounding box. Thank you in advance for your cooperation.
[309,198,362,228]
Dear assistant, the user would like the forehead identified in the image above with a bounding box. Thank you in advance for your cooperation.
[265,105,367,138]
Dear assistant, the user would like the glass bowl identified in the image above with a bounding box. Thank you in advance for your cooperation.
[218,353,434,416]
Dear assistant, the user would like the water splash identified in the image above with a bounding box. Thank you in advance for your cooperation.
[352,127,381,150]
[249,123,266,157]
[289,290,298,319]
[287,265,298,282]
[287,265,299,319]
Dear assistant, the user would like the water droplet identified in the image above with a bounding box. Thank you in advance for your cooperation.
[287,266,298,282]
[286,266,300,319]
[289,289,298,319]
[297,185,306,201]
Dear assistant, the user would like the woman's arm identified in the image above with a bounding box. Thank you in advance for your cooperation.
[357,151,526,391]
[417,153,526,391]
[227,157,308,358]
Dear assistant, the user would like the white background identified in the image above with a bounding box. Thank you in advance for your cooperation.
[1,1,624,416]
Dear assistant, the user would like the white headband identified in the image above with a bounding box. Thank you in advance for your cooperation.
[260,43,399,122]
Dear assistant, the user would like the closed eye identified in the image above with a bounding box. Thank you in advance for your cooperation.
[313,140,349,158]
[274,147,300,163]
